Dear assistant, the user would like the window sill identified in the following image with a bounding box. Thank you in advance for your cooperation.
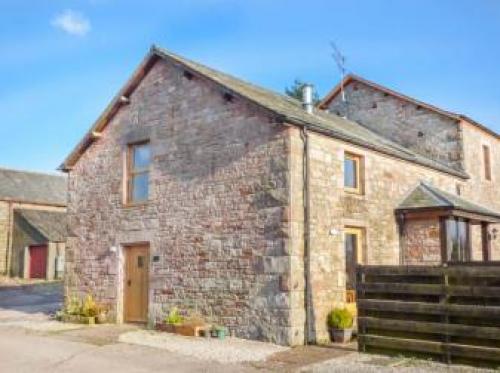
[344,187,364,196]
[123,201,149,208]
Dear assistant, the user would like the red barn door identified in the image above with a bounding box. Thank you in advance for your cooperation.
[29,245,47,279]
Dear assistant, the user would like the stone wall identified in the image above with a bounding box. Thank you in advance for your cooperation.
[65,58,298,345]
[0,201,9,274]
[64,59,499,346]
[459,120,500,260]
[325,82,464,171]
[402,218,441,265]
[289,126,500,343]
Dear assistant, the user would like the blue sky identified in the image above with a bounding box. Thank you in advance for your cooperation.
[1,0,499,172]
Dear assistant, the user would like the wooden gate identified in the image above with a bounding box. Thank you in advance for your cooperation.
[357,263,500,367]
[29,245,47,279]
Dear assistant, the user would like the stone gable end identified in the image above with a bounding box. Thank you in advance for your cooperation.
[326,81,464,171]
[65,58,299,344]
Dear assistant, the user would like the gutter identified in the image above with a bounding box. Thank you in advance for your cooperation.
[0,197,66,209]
[300,126,314,344]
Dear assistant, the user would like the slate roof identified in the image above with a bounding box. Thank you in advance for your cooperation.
[61,46,469,179]
[0,168,66,206]
[16,209,67,242]
[397,182,500,219]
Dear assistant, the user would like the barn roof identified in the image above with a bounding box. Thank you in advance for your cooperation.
[0,168,66,206]
[60,45,469,179]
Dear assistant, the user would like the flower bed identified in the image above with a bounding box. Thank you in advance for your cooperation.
[156,307,226,339]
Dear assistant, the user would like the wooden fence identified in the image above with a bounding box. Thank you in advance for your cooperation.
[356,263,500,367]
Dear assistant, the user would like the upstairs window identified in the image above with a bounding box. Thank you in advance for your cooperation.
[344,152,363,194]
[483,145,492,181]
[127,142,151,204]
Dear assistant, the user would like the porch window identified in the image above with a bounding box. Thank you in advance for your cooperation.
[127,141,151,204]
[345,227,363,301]
[445,218,470,262]
[344,152,363,194]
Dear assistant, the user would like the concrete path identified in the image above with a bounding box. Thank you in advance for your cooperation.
[0,283,257,372]
[0,326,258,373]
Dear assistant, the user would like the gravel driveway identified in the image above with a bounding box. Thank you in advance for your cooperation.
[0,281,62,322]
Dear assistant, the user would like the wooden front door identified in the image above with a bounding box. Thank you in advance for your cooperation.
[124,245,149,323]
[29,245,47,279]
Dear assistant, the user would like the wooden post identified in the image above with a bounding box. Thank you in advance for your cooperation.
[356,267,366,353]
[441,267,451,364]
[481,223,491,262]
[440,218,448,263]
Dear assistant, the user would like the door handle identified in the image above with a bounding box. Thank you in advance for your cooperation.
[127,280,131,286]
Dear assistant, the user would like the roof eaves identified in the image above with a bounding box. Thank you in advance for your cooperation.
[59,46,470,180]
[459,115,500,139]
[59,49,160,171]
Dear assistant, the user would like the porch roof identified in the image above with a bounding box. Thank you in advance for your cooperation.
[15,209,67,242]
[396,182,500,222]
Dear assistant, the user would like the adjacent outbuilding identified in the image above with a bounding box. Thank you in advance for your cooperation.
[0,168,67,279]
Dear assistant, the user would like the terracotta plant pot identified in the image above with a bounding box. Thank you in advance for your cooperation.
[174,323,198,336]
[330,328,352,344]
[157,323,176,333]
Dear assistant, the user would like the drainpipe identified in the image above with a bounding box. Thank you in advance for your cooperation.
[300,126,313,344]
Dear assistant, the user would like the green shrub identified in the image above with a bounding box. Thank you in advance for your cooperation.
[66,295,81,315]
[327,308,353,329]
[165,307,184,325]
[81,294,99,317]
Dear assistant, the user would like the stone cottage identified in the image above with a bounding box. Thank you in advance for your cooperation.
[60,46,499,345]
[0,168,67,280]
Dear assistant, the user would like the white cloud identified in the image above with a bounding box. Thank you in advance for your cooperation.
[51,10,91,36]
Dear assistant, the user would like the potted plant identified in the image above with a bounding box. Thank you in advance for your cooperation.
[62,295,82,323]
[80,294,98,324]
[160,307,184,333]
[211,325,228,340]
[96,304,108,324]
[327,308,354,343]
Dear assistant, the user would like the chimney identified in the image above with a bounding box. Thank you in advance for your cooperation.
[302,84,314,114]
